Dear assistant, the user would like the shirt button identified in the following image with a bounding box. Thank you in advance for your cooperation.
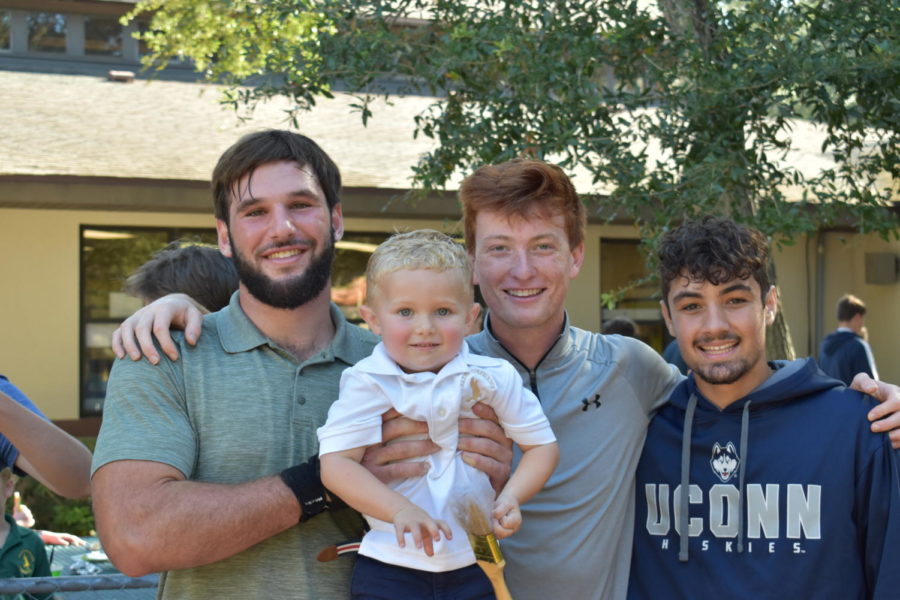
[297,396,306,405]
[437,408,447,417]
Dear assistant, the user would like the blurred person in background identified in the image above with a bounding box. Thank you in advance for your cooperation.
[818,294,879,385]
[0,467,51,596]
[124,240,239,313]
[601,316,638,338]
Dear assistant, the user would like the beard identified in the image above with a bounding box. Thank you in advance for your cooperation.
[690,335,758,386]
[230,230,335,310]
[693,359,753,386]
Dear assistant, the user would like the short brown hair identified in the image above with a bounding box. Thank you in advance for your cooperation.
[211,130,341,224]
[658,216,770,306]
[459,159,586,252]
[836,294,866,322]
[125,241,239,312]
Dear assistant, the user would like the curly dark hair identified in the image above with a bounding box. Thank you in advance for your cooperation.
[658,216,770,307]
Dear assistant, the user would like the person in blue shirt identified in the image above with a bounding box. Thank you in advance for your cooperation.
[661,339,689,375]
[629,217,900,599]
[818,294,879,385]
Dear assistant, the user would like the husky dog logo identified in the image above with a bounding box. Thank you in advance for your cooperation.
[710,442,740,483]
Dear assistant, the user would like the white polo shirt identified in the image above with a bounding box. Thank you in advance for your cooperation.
[317,342,556,572]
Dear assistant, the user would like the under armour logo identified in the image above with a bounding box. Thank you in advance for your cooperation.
[581,394,602,411]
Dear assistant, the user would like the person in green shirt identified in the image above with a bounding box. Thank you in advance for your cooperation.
[92,130,511,600]
[0,468,51,600]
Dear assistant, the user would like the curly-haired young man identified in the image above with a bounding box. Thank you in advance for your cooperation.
[629,216,900,599]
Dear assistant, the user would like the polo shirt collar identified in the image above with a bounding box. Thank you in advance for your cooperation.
[217,292,269,353]
[357,341,471,379]
[217,292,362,364]
[1,513,23,550]
[329,303,374,366]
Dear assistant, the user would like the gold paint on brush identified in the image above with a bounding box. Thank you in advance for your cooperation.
[454,496,513,600]
[468,530,503,564]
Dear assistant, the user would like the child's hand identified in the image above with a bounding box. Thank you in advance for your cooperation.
[12,492,35,529]
[392,503,452,556]
[492,493,522,539]
[40,530,86,546]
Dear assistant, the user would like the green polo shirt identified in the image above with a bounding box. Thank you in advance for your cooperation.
[93,293,378,600]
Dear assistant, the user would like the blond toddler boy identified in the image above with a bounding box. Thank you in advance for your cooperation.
[318,229,558,599]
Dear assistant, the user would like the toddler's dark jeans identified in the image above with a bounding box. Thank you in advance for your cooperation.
[351,554,495,599]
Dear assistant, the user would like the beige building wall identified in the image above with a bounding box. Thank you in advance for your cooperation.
[772,232,899,384]
[569,223,607,332]
[770,238,813,357]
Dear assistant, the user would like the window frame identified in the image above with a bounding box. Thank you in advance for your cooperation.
[78,224,218,418]
[83,14,124,58]
[599,237,669,351]
[25,10,67,55]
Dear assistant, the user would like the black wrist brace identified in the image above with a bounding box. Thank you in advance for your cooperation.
[280,455,328,523]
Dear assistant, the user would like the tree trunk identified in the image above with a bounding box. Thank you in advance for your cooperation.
[767,292,796,361]
[765,246,795,360]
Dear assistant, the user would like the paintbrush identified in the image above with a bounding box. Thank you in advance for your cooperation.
[454,495,513,600]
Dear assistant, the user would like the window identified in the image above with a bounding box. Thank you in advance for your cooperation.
[28,12,66,53]
[84,17,123,57]
[0,12,10,51]
[80,227,388,416]
[80,226,217,417]
[599,239,667,350]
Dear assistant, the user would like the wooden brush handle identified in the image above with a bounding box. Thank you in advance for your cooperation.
[478,561,513,600]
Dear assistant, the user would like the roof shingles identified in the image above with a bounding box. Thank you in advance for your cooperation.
[2,70,437,188]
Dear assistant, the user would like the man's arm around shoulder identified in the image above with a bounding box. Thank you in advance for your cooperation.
[616,335,684,415]
[92,460,301,576]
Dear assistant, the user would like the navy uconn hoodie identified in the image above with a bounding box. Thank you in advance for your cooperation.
[628,358,900,600]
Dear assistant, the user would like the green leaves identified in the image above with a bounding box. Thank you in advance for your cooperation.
[125,0,334,112]
[129,0,899,246]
